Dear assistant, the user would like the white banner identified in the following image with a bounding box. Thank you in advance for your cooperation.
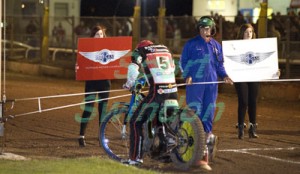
[222,38,279,82]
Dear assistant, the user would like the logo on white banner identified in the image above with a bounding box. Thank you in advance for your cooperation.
[225,51,275,65]
[79,49,130,65]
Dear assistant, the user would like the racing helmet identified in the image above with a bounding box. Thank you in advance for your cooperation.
[132,40,154,63]
[136,40,153,48]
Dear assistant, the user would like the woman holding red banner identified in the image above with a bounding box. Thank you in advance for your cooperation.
[78,25,111,147]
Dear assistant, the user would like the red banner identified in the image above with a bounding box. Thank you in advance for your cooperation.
[76,36,132,80]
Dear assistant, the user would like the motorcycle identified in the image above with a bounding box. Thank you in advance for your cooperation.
[99,79,207,170]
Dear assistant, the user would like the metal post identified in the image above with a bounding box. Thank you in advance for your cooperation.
[1,0,7,104]
[71,16,76,62]
[285,18,290,78]
[132,0,141,48]
[41,0,49,63]
[158,0,166,44]
[0,102,3,131]
[0,102,4,153]
[143,0,147,17]
[0,102,2,125]
[218,17,222,41]
[257,0,268,38]
[0,0,2,103]
[113,16,117,36]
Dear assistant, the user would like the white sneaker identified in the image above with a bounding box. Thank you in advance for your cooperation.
[207,134,218,162]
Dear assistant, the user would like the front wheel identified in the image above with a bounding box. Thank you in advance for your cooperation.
[99,104,130,162]
[170,114,206,170]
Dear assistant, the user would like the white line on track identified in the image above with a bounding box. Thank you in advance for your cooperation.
[218,147,300,165]
[219,147,297,152]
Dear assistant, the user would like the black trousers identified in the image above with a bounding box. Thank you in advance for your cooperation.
[234,82,259,125]
[79,80,111,136]
[129,85,177,160]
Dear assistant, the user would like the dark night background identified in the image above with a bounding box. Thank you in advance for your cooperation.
[80,0,193,17]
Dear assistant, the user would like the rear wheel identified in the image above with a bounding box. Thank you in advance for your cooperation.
[170,113,205,170]
[99,104,130,162]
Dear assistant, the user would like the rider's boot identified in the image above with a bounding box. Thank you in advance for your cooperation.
[78,136,86,147]
[122,158,143,166]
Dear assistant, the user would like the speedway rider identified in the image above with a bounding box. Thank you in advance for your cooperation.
[123,40,178,165]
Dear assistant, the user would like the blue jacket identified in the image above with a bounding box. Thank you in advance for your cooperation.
[180,35,228,82]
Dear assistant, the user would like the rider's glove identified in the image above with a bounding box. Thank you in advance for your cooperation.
[122,84,130,90]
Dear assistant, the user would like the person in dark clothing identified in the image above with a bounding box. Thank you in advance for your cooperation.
[234,24,259,139]
[78,25,111,147]
[234,10,246,27]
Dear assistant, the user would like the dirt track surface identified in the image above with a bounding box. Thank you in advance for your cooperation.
[1,72,300,174]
